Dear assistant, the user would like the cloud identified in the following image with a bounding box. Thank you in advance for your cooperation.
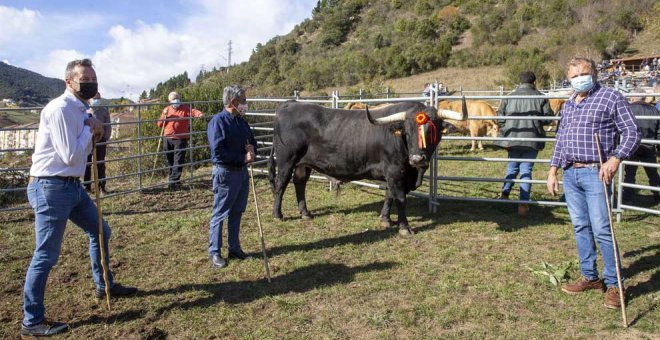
[29,50,86,80]
[0,6,109,66]
[0,6,40,46]
[5,1,314,100]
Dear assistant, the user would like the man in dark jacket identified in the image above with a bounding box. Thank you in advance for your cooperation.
[495,71,554,216]
[622,101,660,203]
[84,92,112,194]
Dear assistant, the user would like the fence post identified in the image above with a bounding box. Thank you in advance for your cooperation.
[616,159,624,223]
[429,151,437,214]
[188,102,194,183]
[386,87,390,99]
[137,105,143,191]
[359,88,363,100]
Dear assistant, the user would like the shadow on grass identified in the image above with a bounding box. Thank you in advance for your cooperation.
[69,261,396,328]
[266,221,438,257]
[623,243,659,326]
[321,195,567,232]
[623,243,659,298]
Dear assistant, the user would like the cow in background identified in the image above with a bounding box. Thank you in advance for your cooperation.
[544,98,567,132]
[343,102,393,110]
[268,100,467,235]
[438,100,499,151]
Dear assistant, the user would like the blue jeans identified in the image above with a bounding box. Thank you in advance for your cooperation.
[208,166,249,255]
[563,166,622,288]
[24,177,113,326]
[501,148,539,200]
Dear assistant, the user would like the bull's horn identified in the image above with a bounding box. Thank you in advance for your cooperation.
[366,107,407,125]
[437,109,464,120]
[437,96,468,121]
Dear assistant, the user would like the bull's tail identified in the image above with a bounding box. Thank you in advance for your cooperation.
[268,137,276,194]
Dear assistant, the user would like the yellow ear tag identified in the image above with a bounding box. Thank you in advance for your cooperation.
[394,130,402,136]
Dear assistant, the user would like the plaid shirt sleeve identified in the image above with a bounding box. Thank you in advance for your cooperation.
[611,94,641,160]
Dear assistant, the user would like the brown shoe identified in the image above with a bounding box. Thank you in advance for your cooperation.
[604,286,625,309]
[518,204,529,216]
[561,277,604,295]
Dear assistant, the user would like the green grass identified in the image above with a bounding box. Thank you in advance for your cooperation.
[0,143,658,339]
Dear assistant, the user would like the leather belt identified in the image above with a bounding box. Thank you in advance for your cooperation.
[214,164,246,171]
[571,162,599,169]
[29,176,80,183]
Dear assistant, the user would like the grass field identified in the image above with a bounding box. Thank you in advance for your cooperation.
[0,143,658,339]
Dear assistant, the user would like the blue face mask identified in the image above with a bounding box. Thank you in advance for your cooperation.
[90,99,101,106]
[171,99,180,109]
[570,75,594,93]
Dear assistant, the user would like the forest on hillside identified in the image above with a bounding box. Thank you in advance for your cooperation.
[0,62,65,105]
[148,0,658,101]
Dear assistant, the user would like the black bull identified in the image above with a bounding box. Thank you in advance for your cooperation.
[268,100,467,234]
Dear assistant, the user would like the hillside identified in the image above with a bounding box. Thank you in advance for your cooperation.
[166,0,658,100]
[0,62,65,105]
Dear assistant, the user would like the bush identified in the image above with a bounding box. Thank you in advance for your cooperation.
[503,48,551,88]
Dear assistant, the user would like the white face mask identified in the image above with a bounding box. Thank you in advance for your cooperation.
[171,99,180,109]
[236,103,248,114]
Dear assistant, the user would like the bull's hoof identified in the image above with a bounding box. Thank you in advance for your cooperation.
[301,214,313,221]
[273,214,283,222]
[398,227,415,236]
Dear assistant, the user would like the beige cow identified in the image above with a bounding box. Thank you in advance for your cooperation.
[438,100,499,151]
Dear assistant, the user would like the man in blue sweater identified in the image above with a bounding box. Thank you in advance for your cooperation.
[206,84,258,269]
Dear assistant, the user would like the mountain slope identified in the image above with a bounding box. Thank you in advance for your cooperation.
[0,62,65,105]
[158,0,659,99]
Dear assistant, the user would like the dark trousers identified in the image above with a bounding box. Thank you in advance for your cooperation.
[623,146,660,200]
[84,141,107,191]
[164,138,188,183]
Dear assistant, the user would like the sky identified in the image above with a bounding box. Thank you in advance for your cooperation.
[0,0,316,100]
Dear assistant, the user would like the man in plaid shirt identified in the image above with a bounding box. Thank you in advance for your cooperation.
[547,57,641,309]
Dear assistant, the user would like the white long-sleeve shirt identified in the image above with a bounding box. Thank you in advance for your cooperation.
[30,91,93,177]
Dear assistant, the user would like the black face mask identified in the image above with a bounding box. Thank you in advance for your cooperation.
[74,81,98,100]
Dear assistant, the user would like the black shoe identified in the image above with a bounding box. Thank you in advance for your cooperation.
[21,319,69,337]
[209,254,227,268]
[95,283,138,299]
[228,250,252,260]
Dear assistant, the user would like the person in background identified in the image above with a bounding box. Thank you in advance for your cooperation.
[547,57,640,310]
[622,101,660,204]
[494,71,554,216]
[422,83,431,97]
[157,91,204,190]
[206,84,257,269]
[21,59,136,337]
[84,92,112,195]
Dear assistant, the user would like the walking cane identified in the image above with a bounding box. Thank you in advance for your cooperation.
[150,120,167,181]
[92,139,112,311]
[248,164,272,282]
[594,133,627,327]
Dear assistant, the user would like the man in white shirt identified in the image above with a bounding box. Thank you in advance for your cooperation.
[21,59,137,337]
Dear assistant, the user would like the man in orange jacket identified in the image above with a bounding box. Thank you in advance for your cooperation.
[157,91,204,189]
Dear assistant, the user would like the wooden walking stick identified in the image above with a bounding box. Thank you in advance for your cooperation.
[92,139,112,311]
[150,120,167,181]
[594,133,627,327]
[248,164,272,282]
